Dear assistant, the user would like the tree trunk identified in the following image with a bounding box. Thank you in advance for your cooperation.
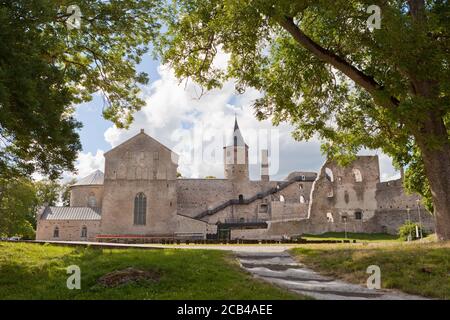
[415,112,450,240]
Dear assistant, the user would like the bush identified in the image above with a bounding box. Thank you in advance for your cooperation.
[398,221,427,241]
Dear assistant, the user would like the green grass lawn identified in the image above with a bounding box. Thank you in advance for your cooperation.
[301,232,400,242]
[291,241,450,299]
[0,242,302,300]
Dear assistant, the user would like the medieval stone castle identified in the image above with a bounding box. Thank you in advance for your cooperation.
[36,119,435,242]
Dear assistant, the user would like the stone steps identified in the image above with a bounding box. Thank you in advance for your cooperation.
[236,251,427,300]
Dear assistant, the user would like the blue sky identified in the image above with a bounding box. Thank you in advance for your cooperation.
[74,53,161,154]
[71,51,400,182]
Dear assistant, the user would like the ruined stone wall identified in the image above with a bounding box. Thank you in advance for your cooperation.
[70,185,104,208]
[375,179,435,234]
[307,156,381,234]
[36,219,100,241]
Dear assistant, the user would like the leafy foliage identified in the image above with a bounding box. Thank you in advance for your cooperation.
[0,0,163,178]
[398,221,427,241]
[0,177,37,239]
[156,0,449,213]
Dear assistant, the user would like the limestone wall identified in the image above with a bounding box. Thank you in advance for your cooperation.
[36,219,100,241]
[375,179,435,234]
[176,215,216,238]
[101,179,178,235]
[176,174,315,224]
[103,131,178,181]
[70,185,104,208]
[100,131,178,236]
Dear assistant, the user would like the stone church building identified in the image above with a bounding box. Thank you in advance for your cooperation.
[36,119,435,242]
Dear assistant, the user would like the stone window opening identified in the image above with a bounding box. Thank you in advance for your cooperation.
[327,188,334,198]
[88,193,97,207]
[53,226,59,238]
[279,195,285,202]
[355,211,363,220]
[326,212,334,223]
[325,167,334,182]
[239,217,245,223]
[81,226,87,238]
[259,204,268,213]
[299,183,304,190]
[238,194,244,203]
[134,192,147,225]
[300,195,306,204]
[352,169,363,182]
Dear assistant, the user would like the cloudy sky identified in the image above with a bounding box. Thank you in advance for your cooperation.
[69,51,400,182]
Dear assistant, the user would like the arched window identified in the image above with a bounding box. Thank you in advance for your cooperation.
[88,193,97,207]
[134,192,147,225]
[238,194,244,203]
[280,195,285,202]
[300,195,306,204]
[353,169,363,182]
[81,226,87,238]
[325,167,334,182]
[239,217,245,223]
[53,226,59,238]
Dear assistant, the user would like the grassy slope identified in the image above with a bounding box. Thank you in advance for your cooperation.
[0,242,301,300]
[291,241,450,299]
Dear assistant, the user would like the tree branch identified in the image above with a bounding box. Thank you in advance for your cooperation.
[277,16,400,108]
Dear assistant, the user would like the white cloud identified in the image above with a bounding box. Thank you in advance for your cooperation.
[82,51,398,182]
[63,150,105,181]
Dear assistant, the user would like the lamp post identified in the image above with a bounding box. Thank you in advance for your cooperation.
[343,216,348,239]
[406,207,412,242]
[416,200,423,240]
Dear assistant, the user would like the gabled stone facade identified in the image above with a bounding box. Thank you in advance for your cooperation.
[36,120,435,242]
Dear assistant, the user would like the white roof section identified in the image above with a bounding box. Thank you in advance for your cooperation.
[40,207,101,220]
[225,117,248,147]
[73,170,104,186]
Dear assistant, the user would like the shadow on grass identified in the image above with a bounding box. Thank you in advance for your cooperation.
[0,243,300,300]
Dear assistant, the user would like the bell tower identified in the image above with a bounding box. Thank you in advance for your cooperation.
[223,117,249,181]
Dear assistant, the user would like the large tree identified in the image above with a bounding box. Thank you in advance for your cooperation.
[0,0,162,178]
[157,0,450,239]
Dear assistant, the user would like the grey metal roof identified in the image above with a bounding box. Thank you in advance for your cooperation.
[73,170,104,186]
[41,206,101,220]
